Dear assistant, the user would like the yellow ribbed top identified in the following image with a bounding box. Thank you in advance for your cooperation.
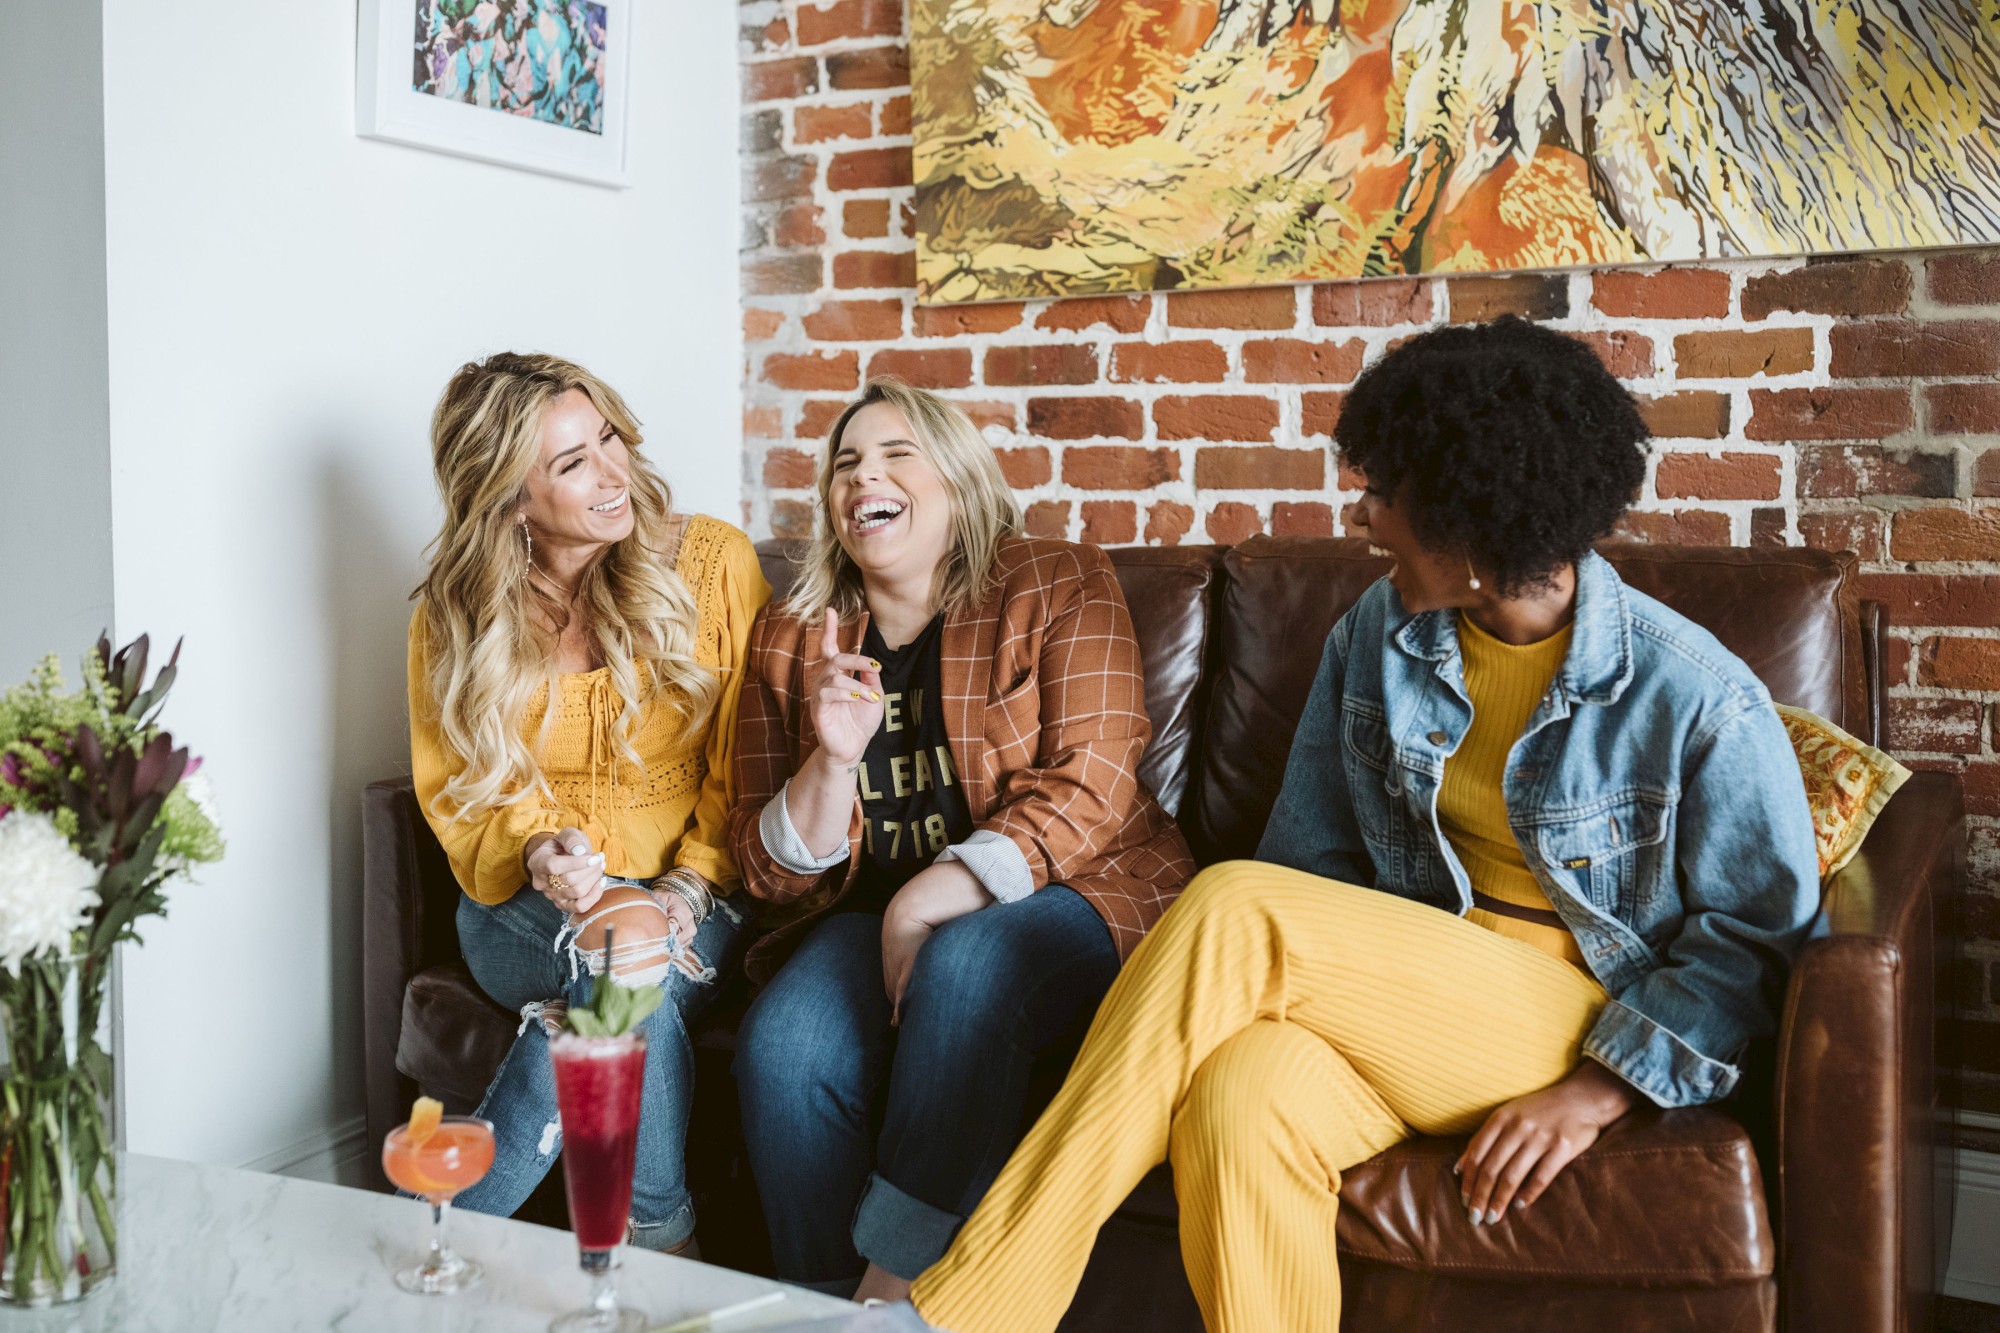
[1440,612,1584,968]
[408,515,772,905]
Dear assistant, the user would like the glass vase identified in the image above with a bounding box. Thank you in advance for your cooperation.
[0,951,116,1306]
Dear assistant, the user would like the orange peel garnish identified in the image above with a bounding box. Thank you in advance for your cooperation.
[407,1096,444,1147]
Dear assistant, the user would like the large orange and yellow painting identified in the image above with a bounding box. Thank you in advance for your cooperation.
[911,0,2000,303]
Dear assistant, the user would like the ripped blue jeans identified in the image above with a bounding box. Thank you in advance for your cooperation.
[450,877,747,1249]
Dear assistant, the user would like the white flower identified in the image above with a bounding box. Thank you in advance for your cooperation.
[0,811,100,974]
[156,773,224,886]
[180,773,220,831]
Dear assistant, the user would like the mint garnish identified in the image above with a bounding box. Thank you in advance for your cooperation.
[566,970,663,1037]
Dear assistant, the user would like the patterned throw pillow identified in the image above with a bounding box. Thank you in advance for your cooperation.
[1776,705,1912,881]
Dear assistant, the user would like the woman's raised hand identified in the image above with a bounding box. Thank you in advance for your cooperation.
[525,826,608,916]
[807,607,884,766]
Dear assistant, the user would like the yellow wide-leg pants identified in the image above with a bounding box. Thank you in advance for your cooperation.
[910,860,1610,1333]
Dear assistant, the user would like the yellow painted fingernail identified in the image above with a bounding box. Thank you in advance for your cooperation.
[851,691,863,700]
[871,660,881,670]
[870,691,881,701]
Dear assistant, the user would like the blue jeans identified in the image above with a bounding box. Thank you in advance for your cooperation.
[451,879,746,1250]
[734,887,1118,1291]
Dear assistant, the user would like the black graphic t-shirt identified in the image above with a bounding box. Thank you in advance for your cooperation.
[846,612,974,915]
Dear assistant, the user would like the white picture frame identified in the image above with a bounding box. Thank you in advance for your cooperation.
[355,0,632,189]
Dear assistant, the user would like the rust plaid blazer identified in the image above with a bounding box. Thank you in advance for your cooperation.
[727,536,1194,982]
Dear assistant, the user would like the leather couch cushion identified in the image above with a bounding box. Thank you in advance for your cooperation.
[754,539,806,604]
[398,964,515,1109]
[1116,1109,1772,1284]
[1598,543,1862,734]
[1336,1108,1773,1284]
[754,540,1223,818]
[1191,537,1390,861]
[1192,536,1860,861]
[373,781,474,979]
[1094,547,1221,818]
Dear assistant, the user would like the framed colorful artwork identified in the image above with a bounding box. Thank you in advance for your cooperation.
[910,1,2000,303]
[356,0,631,188]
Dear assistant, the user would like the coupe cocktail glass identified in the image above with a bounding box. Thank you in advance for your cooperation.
[381,1114,496,1295]
[549,1030,649,1333]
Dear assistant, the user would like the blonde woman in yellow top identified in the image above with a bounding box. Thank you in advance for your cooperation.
[407,352,769,1252]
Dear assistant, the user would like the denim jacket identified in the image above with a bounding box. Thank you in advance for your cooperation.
[1257,551,1820,1108]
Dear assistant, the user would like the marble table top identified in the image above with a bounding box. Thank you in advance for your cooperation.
[0,1154,870,1333]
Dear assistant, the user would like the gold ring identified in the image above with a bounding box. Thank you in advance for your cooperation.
[548,871,570,894]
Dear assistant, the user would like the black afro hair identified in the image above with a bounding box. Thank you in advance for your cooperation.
[1334,315,1650,596]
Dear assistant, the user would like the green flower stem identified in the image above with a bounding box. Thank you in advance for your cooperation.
[85,1177,113,1256]
[2,956,113,1303]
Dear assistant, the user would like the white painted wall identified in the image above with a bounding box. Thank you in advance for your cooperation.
[97,1,742,1166]
[0,0,114,684]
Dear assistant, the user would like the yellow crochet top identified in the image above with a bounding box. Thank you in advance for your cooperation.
[1439,612,1586,969]
[408,515,772,906]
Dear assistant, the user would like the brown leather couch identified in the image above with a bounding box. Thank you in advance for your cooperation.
[363,536,1965,1333]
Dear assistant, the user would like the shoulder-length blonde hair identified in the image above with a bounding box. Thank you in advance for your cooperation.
[414,351,717,823]
[783,377,1021,622]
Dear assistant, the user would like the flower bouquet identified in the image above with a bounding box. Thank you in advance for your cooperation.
[0,635,223,1305]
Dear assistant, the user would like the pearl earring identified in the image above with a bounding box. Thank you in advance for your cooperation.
[519,518,533,583]
[1465,556,1482,592]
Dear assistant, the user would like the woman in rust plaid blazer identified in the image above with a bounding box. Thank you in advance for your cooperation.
[726,377,1193,1303]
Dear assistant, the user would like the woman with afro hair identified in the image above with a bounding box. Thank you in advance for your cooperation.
[900,316,1822,1333]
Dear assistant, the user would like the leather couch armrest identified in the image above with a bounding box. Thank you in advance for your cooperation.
[362,776,426,1190]
[1775,771,1964,1333]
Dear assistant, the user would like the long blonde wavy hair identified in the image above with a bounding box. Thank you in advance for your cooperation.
[783,377,1022,621]
[415,351,717,823]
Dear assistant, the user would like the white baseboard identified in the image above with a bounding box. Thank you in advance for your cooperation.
[241,1116,372,1191]
[1948,1124,2000,1306]
[1960,1111,2000,1136]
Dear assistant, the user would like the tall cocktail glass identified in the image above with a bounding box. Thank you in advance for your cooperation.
[549,1030,648,1333]
[381,1114,495,1294]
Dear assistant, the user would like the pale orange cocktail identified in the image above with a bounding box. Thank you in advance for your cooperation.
[383,1119,496,1201]
[382,1108,495,1295]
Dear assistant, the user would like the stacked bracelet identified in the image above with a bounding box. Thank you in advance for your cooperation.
[653,869,714,925]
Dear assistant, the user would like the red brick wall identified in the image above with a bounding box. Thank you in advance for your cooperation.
[740,2,2000,1111]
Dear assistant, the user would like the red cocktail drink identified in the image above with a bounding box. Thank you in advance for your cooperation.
[549,1031,649,1332]
[551,1031,646,1248]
